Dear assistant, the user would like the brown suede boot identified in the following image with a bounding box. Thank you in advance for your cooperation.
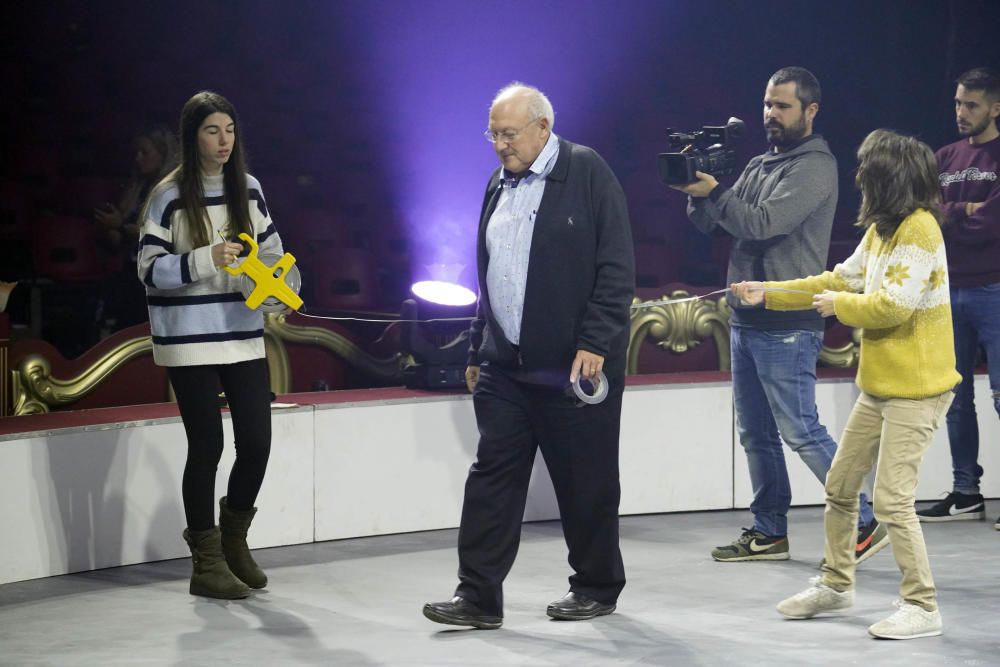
[182,527,250,599]
[219,497,268,589]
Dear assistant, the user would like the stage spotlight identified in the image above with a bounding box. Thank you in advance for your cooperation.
[400,281,477,390]
[410,280,476,308]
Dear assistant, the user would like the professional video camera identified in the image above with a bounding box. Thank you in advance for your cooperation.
[658,117,745,185]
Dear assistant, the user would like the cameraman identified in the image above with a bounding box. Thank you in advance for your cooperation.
[672,66,884,563]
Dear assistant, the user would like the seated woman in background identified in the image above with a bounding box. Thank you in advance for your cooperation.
[96,126,177,332]
[0,280,26,322]
[732,129,961,640]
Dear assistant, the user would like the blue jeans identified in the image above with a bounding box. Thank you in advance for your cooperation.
[731,325,874,536]
[946,283,1000,495]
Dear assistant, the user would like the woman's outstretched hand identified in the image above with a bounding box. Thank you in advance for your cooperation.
[812,290,837,317]
[730,281,764,306]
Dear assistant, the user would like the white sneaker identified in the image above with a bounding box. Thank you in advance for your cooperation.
[868,600,942,639]
[776,576,855,619]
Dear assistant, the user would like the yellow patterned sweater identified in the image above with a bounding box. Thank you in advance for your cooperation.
[764,209,961,399]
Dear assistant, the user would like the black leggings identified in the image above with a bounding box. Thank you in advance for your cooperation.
[168,359,272,531]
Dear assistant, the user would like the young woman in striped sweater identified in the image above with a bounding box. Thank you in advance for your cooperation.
[138,91,284,599]
[732,129,962,639]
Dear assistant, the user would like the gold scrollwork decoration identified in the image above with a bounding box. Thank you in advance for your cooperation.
[263,327,291,394]
[14,297,851,415]
[627,290,732,374]
[819,326,861,368]
[264,313,404,381]
[12,336,153,416]
[11,315,404,415]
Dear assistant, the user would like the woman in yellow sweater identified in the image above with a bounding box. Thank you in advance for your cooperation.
[732,129,961,640]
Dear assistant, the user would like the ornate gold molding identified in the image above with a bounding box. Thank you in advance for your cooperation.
[1,337,8,417]
[11,301,856,415]
[12,336,153,416]
[626,289,861,374]
[263,326,291,394]
[263,313,404,381]
[627,291,732,374]
[818,327,861,368]
[11,315,404,416]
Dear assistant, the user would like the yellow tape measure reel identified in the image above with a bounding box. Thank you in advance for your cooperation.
[223,233,303,313]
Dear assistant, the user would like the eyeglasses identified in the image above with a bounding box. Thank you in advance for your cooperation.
[484,117,541,144]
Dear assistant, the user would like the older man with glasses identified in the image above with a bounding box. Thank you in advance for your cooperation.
[423,82,635,629]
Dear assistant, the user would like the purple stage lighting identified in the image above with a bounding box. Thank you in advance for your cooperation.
[411,280,477,307]
[342,1,658,299]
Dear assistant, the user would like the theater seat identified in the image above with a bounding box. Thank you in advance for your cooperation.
[32,214,104,281]
[311,247,379,311]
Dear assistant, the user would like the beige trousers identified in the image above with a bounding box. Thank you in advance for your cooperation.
[821,390,953,611]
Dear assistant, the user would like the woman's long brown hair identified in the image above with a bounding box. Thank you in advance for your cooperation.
[169,91,252,248]
[854,129,942,240]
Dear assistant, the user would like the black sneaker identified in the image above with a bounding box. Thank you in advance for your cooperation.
[994,516,1000,531]
[855,519,890,563]
[711,528,789,561]
[916,491,985,522]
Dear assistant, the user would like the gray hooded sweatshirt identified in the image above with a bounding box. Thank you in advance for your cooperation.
[687,134,838,331]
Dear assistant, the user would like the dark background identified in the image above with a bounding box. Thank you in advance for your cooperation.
[1,0,998,348]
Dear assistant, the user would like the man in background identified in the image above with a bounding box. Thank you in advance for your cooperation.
[919,66,1000,525]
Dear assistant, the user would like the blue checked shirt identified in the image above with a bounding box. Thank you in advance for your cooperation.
[485,132,560,344]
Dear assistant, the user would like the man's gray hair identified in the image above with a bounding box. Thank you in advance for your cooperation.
[491,82,555,128]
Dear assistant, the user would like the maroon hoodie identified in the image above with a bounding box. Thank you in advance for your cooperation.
[936,134,1000,287]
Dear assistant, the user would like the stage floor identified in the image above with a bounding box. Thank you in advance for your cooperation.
[1,505,997,666]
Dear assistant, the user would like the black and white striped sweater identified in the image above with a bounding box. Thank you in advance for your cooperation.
[137,173,283,367]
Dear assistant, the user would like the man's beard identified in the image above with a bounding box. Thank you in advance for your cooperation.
[958,115,995,138]
[766,116,808,148]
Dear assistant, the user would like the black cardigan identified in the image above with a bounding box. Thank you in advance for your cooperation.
[467,138,635,386]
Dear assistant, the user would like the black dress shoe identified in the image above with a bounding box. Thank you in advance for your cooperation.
[546,591,616,620]
[423,596,503,629]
